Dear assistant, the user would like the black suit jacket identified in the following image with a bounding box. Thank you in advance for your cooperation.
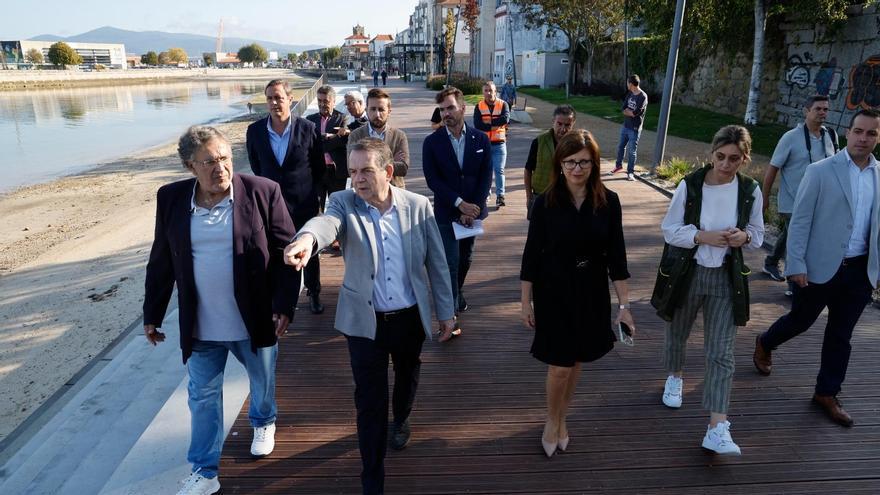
[306,110,349,179]
[143,173,299,364]
[246,116,325,220]
[422,125,492,224]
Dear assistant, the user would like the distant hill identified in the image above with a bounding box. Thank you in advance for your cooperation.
[28,26,323,57]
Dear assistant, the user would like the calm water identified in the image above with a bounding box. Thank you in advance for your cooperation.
[0,80,276,192]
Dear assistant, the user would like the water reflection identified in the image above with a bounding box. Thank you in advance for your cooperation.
[0,79,282,192]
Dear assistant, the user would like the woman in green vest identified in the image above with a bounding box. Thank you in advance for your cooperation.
[656,125,765,455]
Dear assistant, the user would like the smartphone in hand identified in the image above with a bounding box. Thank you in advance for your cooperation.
[618,321,634,347]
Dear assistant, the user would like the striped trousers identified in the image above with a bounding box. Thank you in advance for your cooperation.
[663,265,737,414]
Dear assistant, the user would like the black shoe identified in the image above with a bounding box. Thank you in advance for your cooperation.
[309,293,324,314]
[496,195,506,207]
[762,264,785,282]
[457,294,469,313]
[389,419,411,450]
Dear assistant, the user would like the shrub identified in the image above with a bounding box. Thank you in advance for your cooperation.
[655,157,696,185]
[425,74,486,95]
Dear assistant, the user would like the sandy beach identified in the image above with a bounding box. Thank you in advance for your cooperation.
[0,116,256,441]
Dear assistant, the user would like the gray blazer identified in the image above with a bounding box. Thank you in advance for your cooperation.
[297,187,454,340]
[347,125,410,188]
[786,150,880,287]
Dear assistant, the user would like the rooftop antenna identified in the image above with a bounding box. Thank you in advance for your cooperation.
[215,18,224,53]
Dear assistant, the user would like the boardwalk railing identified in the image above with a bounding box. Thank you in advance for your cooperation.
[290,73,326,118]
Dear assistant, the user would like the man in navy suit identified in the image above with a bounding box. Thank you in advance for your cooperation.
[423,87,492,336]
[144,126,299,495]
[246,79,326,314]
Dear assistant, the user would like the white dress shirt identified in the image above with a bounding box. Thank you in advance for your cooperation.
[844,149,878,257]
[365,195,417,311]
[661,177,765,268]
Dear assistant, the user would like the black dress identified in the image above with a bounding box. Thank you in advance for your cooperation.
[520,191,630,366]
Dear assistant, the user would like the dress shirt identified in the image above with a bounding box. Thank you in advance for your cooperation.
[189,182,250,342]
[446,123,467,169]
[368,122,387,141]
[320,115,334,165]
[266,116,292,167]
[365,194,417,311]
[661,177,765,268]
[844,149,878,257]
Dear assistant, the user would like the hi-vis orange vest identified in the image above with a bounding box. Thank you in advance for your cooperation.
[477,100,507,143]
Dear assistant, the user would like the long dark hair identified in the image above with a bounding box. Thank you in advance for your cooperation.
[544,129,607,212]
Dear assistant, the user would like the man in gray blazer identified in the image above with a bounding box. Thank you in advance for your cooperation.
[347,87,410,188]
[284,139,455,495]
[754,109,880,427]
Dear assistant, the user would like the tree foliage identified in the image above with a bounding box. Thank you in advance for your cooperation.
[286,52,297,62]
[26,48,44,64]
[203,53,214,66]
[166,47,188,64]
[238,43,269,64]
[461,0,481,76]
[321,46,341,66]
[513,0,625,92]
[157,51,170,65]
[47,42,82,67]
[141,51,159,65]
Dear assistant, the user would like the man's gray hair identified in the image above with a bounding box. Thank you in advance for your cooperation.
[349,137,393,168]
[344,90,364,103]
[177,125,228,167]
[317,85,336,99]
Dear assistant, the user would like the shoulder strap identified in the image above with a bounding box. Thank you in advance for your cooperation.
[826,126,839,152]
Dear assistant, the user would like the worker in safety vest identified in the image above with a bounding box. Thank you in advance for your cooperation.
[473,81,510,207]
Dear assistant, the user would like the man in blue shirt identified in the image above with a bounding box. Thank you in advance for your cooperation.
[610,74,648,181]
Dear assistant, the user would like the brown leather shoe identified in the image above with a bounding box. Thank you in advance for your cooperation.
[753,334,772,376]
[812,394,854,427]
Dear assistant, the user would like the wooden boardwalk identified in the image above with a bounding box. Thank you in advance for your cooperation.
[220,84,880,494]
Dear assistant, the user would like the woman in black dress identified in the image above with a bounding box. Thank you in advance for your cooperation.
[520,129,635,457]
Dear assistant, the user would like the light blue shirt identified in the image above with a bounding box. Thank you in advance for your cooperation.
[365,194,417,312]
[266,117,292,167]
[770,124,838,214]
[844,149,877,257]
[189,183,250,342]
[367,122,386,140]
[446,123,467,169]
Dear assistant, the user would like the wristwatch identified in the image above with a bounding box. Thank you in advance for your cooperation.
[619,304,629,310]
[745,231,752,244]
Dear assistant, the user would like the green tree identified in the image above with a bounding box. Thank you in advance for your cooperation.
[47,42,83,67]
[26,48,44,64]
[158,51,170,65]
[237,43,269,64]
[321,46,341,67]
[286,52,297,63]
[514,0,625,96]
[203,53,214,66]
[166,47,188,64]
[141,51,159,65]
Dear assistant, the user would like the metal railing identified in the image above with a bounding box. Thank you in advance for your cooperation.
[290,73,326,118]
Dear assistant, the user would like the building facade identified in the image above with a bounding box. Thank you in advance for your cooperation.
[1,40,127,70]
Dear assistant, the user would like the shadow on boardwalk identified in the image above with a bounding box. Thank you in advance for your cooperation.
[220,80,880,494]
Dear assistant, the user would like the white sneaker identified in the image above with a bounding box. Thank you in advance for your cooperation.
[701,420,742,455]
[662,375,683,408]
[250,423,276,457]
[627,173,636,181]
[177,469,220,495]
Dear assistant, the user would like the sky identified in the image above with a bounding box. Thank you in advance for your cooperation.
[3,0,419,47]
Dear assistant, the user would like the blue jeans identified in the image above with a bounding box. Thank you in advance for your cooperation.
[491,143,507,197]
[615,126,641,173]
[186,339,278,479]
[437,222,476,310]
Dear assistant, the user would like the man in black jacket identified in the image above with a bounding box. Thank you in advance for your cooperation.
[246,79,326,314]
[307,85,350,212]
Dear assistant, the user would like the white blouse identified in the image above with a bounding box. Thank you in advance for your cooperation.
[661,177,765,268]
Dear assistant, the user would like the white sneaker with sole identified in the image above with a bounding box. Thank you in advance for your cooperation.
[701,420,742,455]
[662,375,683,408]
[627,173,635,181]
[177,469,221,495]
[251,423,276,457]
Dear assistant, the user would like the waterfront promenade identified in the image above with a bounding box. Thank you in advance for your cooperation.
[1,80,878,494]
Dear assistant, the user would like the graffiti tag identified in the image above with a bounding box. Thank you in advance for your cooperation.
[846,54,880,111]
[785,55,811,89]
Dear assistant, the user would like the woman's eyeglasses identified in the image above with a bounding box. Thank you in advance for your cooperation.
[561,159,593,171]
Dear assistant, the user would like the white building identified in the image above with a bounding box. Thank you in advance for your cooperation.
[2,40,127,69]
[493,2,567,85]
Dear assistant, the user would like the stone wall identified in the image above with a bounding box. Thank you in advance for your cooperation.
[776,5,880,132]
[585,6,880,131]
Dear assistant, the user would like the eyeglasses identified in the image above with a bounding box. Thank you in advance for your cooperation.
[561,159,593,170]
[191,156,230,169]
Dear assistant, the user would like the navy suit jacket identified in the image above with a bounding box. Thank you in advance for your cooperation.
[143,173,300,364]
[306,110,349,179]
[422,125,492,224]
[246,116,325,220]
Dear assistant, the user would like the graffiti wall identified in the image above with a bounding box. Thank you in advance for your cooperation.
[776,6,880,131]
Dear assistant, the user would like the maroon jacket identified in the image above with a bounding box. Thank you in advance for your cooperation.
[143,173,299,363]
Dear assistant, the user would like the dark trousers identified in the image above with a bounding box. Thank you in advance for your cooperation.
[318,168,348,213]
[347,306,426,495]
[765,213,791,266]
[761,256,873,396]
[292,211,321,295]
[437,222,476,310]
